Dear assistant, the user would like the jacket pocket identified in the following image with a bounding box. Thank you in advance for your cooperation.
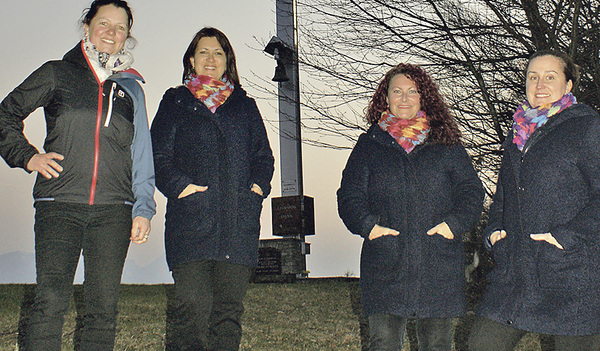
[237,189,264,234]
[426,234,463,281]
[487,238,511,284]
[361,235,406,282]
[536,242,589,290]
[167,188,216,233]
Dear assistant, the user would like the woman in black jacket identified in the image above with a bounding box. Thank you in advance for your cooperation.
[151,27,274,351]
[0,1,155,349]
[469,51,600,350]
[337,63,483,350]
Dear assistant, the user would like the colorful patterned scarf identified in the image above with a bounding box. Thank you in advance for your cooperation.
[512,93,577,151]
[379,110,430,153]
[184,74,234,112]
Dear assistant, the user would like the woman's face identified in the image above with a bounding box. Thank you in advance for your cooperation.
[387,74,421,119]
[526,55,573,108]
[190,37,227,80]
[84,4,129,55]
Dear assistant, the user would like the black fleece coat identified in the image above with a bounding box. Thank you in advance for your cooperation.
[337,124,483,318]
[151,85,274,270]
[477,103,600,335]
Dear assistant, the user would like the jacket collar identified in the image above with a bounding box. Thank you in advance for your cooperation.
[62,41,144,83]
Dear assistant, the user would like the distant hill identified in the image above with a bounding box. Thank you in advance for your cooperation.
[0,251,172,284]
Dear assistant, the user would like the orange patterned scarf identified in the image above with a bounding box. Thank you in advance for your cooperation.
[378,110,429,153]
[184,74,234,113]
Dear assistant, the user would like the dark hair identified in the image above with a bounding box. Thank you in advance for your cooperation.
[366,63,461,145]
[80,0,135,47]
[182,27,240,85]
[81,0,133,30]
[527,50,580,86]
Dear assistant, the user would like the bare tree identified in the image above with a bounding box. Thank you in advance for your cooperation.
[253,0,600,195]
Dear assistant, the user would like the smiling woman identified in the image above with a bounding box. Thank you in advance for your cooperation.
[151,26,274,350]
[525,55,574,108]
[83,4,130,55]
[470,50,600,350]
[0,0,155,349]
[337,63,484,350]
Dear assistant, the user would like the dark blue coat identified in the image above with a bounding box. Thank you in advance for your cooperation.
[337,124,483,318]
[477,104,600,335]
[151,85,274,270]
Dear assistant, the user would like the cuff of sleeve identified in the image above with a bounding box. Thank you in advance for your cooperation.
[443,215,461,241]
[22,149,39,172]
[483,228,499,251]
[360,215,380,239]
[549,226,577,250]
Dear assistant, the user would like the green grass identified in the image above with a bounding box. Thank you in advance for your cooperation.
[0,280,547,350]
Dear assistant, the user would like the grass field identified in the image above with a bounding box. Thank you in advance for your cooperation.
[0,279,548,350]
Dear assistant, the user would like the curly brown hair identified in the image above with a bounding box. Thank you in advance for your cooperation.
[366,63,461,145]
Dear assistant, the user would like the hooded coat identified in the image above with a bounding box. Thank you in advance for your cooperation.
[151,85,274,270]
[477,103,600,336]
[337,124,483,318]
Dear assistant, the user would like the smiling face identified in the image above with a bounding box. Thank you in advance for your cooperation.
[190,36,227,80]
[526,55,573,108]
[387,74,421,119]
[84,4,129,55]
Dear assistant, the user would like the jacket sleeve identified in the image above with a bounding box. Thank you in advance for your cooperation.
[551,118,600,250]
[0,62,56,170]
[127,81,156,220]
[483,171,504,250]
[337,135,379,239]
[151,90,195,199]
[442,145,484,240]
[247,98,274,197]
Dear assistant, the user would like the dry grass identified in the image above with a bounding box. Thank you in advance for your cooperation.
[0,280,547,350]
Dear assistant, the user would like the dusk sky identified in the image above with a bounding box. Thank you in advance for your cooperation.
[0,0,364,283]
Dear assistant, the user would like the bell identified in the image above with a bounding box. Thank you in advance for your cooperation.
[272,61,289,82]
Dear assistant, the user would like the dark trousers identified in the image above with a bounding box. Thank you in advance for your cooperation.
[167,260,253,351]
[368,314,453,351]
[22,202,132,351]
[468,316,600,351]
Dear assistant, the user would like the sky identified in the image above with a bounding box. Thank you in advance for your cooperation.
[0,0,363,283]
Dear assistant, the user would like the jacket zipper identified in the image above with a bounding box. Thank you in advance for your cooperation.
[89,81,105,205]
[80,40,108,205]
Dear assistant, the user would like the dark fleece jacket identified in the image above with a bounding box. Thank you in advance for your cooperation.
[338,124,483,318]
[152,85,274,270]
[478,103,600,335]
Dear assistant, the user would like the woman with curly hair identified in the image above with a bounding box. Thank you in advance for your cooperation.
[337,63,483,350]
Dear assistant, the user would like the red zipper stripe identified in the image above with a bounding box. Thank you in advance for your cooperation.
[89,86,103,205]
[80,40,103,205]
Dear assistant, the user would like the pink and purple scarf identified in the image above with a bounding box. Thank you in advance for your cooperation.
[512,93,576,150]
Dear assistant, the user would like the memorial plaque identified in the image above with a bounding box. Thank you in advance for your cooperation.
[255,247,282,275]
[271,195,315,236]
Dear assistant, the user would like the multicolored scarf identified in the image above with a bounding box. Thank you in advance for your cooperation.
[512,93,577,150]
[379,110,430,153]
[184,74,234,112]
